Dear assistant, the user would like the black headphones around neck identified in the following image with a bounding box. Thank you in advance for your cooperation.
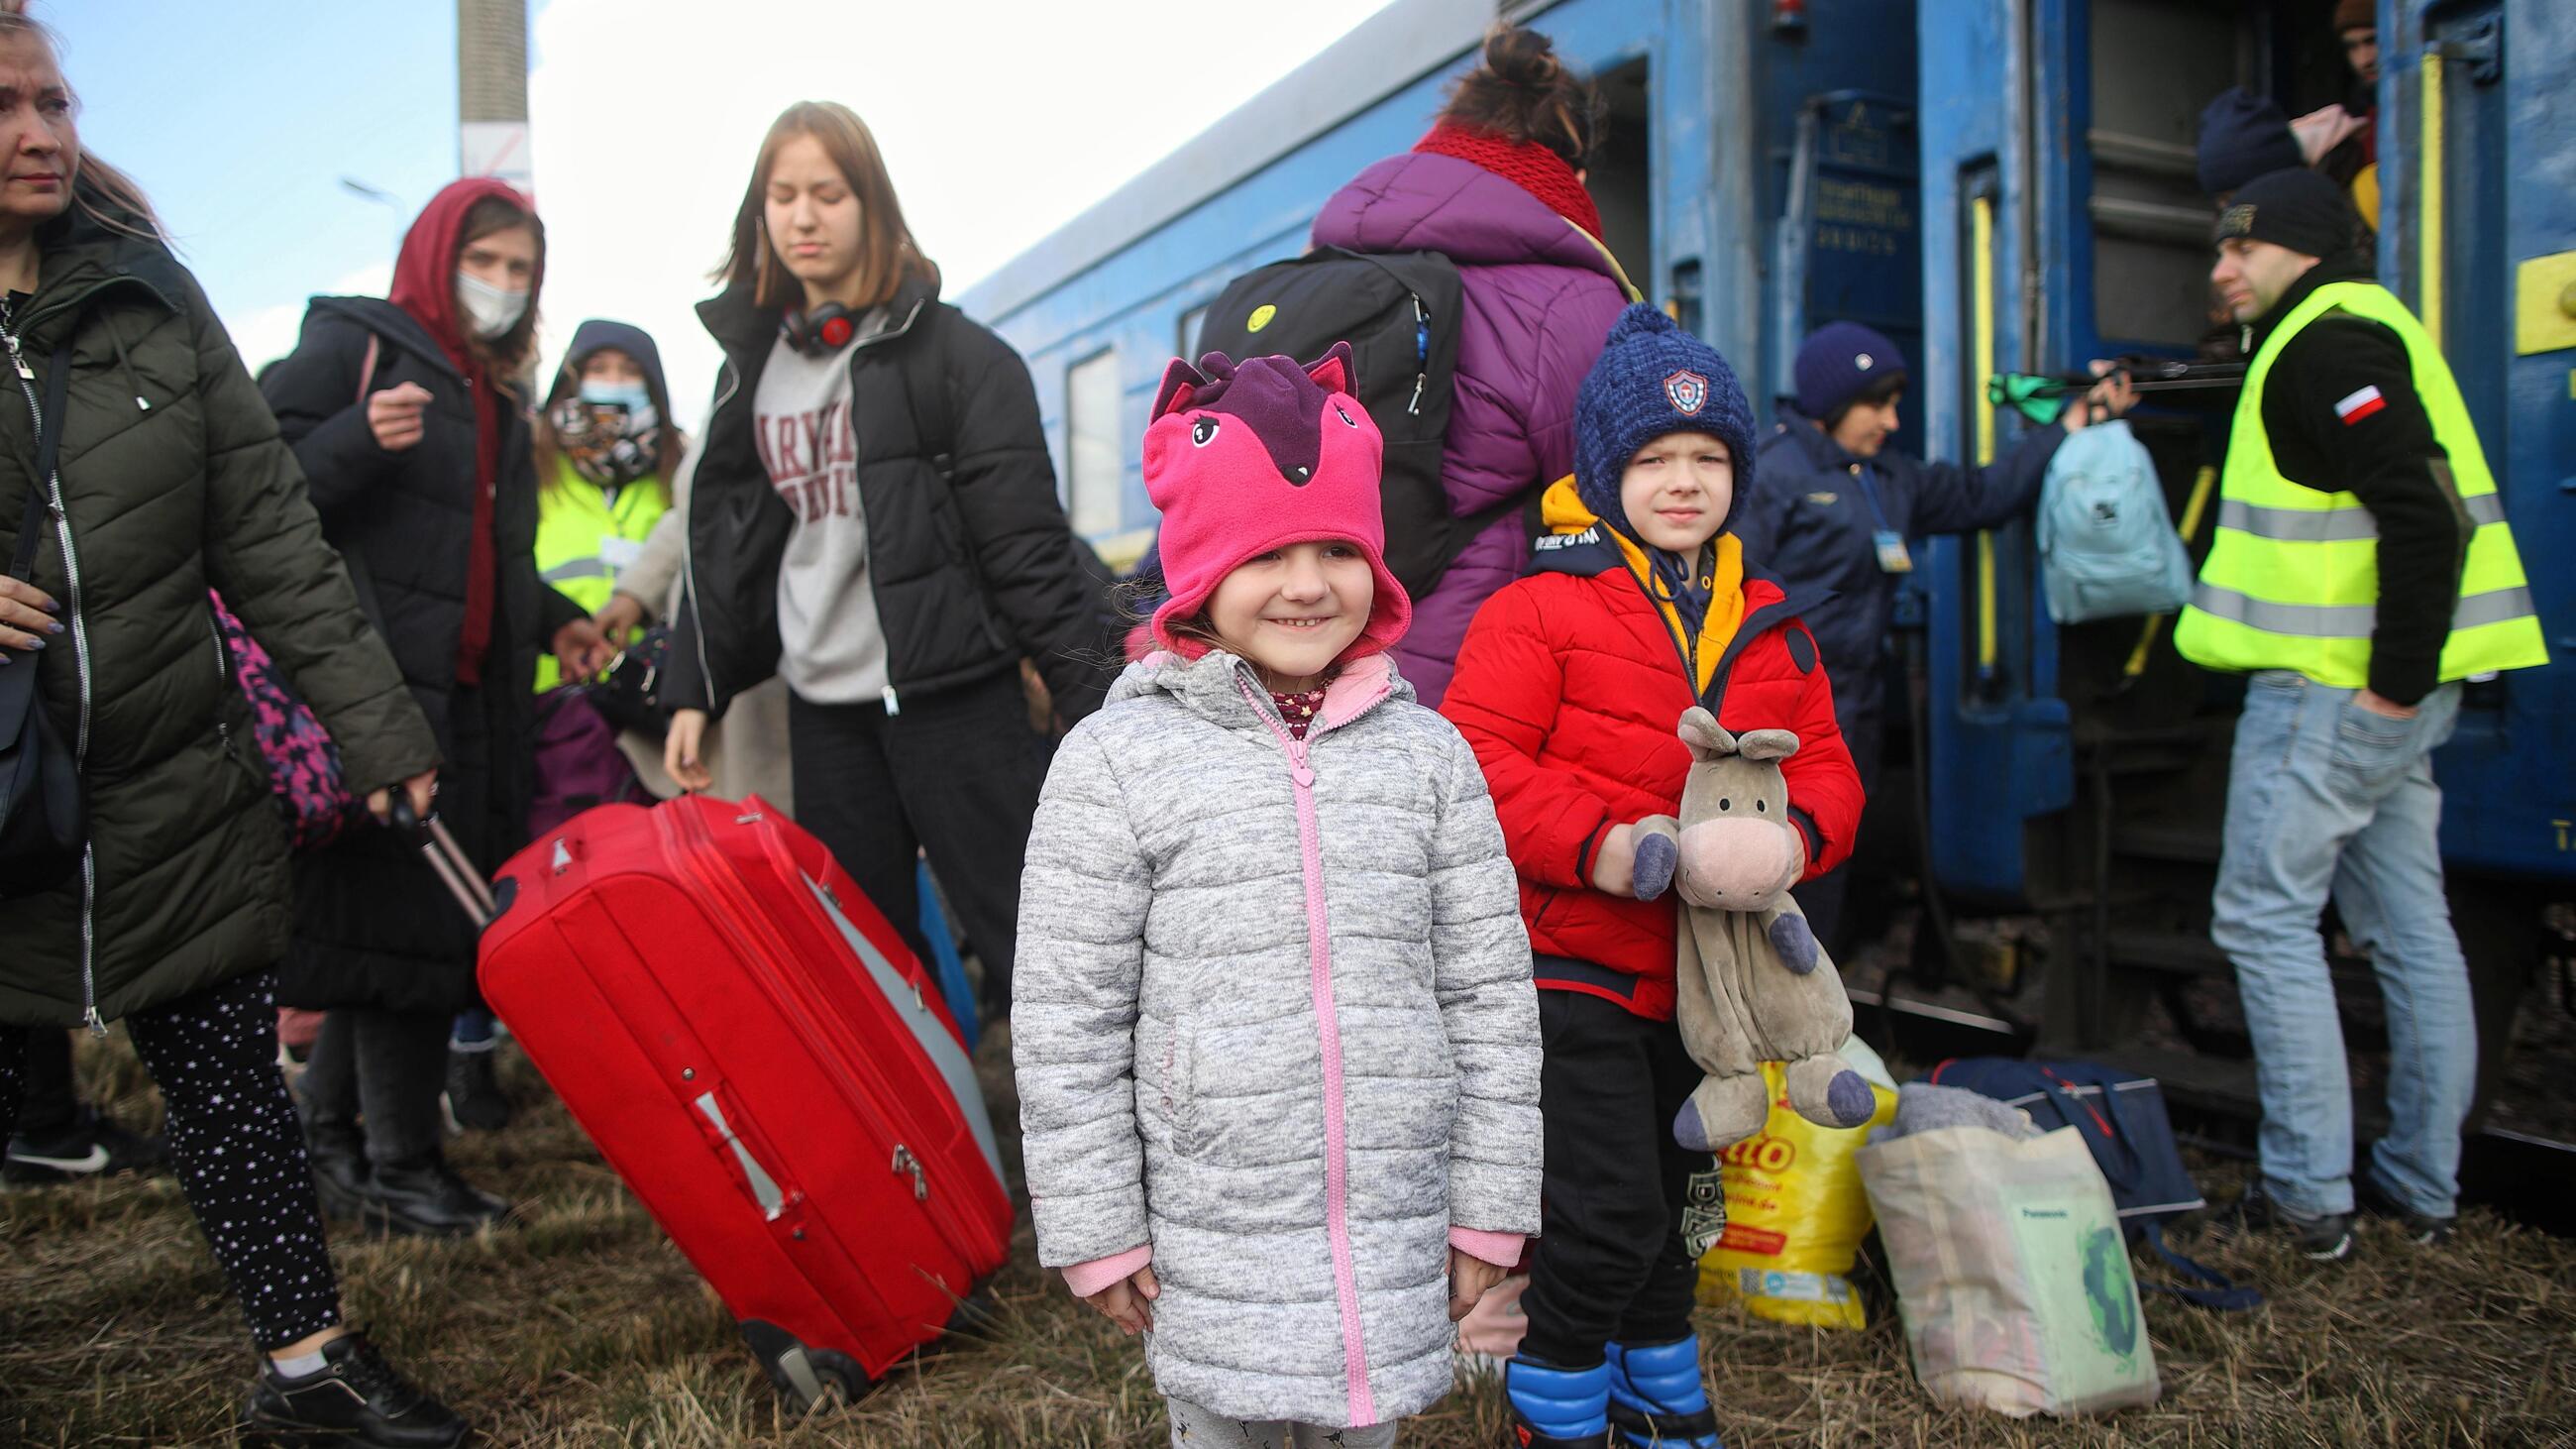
[780,303,862,357]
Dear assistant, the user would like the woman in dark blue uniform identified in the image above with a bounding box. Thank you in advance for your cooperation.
[1739,323,2132,950]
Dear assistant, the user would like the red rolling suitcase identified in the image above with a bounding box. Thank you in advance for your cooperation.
[426,793,1010,1405]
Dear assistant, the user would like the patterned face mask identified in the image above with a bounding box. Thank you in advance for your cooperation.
[549,387,661,487]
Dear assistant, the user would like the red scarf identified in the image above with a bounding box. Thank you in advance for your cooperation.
[386,177,542,689]
[1413,123,1603,239]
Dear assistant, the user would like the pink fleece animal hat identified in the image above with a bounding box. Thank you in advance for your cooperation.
[1143,343,1413,660]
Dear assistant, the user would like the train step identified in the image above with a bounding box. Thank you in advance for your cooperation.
[2084,929,2233,977]
[2073,929,2385,997]
[2110,825,2225,863]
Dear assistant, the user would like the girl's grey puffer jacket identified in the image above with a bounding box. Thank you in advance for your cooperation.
[1014,648,1541,1428]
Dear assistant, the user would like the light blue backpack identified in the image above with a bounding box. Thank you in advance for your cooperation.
[2036,420,2192,623]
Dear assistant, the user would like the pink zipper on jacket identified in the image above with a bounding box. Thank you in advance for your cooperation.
[1233,660,1392,1428]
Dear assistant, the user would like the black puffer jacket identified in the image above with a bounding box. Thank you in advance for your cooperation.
[667,275,1113,723]
[258,296,583,1012]
[0,211,435,1029]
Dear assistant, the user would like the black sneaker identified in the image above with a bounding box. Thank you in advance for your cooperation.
[2,1109,167,1186]
[2216,1183,2355,1262]
[441,1048,512,1134]
[240,1331,469,1447]
[360,1158,510,1238]
[2357,1176,2458,1247]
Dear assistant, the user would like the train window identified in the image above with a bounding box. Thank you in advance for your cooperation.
[1178,304,1210,363]
[1065,348,1124,538]
[2086,0,2259,348]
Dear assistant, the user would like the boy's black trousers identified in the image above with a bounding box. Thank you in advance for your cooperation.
[1517,983,1723,1369]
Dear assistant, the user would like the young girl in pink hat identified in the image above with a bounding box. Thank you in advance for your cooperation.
[1012,345,1542,1446]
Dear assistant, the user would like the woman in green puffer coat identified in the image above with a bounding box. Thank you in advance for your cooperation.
[0,12,468,1443]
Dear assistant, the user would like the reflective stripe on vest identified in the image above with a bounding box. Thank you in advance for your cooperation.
[2173,279,2549,687]
[2213,490,2506,544]
[541,557,614,584]
[2186,581,2537,638]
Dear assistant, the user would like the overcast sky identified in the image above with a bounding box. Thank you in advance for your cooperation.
[62,0,1398,411]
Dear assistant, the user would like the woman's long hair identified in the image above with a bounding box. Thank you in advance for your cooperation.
[712,101,937,311]
[0,8,163,241]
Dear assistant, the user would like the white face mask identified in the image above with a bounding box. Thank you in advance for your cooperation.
[456,269,529,339]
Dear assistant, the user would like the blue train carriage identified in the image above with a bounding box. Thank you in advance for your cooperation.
[958,0,1921,573]
[1912,0,2573,1143]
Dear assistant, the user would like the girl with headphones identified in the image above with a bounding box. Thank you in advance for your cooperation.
[664,101,1111,1019]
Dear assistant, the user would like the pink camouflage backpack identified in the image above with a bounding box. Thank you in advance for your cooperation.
[209,591,360,852]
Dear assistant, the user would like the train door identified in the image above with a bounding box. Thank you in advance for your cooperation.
[2382,2,2574,884]
[1920,0,2306,906]
[2380,2,2576,1148]
[1915,0,2572,1167]
[1911,1,2349,1073]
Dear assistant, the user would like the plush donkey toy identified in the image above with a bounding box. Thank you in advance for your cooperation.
[1633,708,1877,1151]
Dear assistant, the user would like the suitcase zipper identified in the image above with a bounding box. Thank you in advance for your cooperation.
[661,805,1000,1266]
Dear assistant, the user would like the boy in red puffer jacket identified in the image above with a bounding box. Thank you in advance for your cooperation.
[1443,304,1862,1449]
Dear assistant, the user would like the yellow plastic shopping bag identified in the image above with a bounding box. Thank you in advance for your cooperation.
[1696,1038,1897,1328]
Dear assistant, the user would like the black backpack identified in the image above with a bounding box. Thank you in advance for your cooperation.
[1194,248,1478,602]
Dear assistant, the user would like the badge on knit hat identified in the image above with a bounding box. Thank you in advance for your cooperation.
[1664,370,1709,416]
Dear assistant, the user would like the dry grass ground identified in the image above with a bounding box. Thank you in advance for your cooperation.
[4,1027,2572,1448]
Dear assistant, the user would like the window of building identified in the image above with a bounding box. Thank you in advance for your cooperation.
[1065,348,1124,538]
[1178,304,1211,362]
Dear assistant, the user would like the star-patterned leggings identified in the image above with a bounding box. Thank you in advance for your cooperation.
[0,970,341,1350]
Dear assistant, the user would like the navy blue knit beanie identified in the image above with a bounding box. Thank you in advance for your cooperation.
[1574,303,1757,529]
[2196,87,2304,196]
[1792,320,1909,421]
[2212,167,2365,261]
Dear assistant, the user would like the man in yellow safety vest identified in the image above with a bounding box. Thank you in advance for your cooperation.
[2177,167,2548,1260]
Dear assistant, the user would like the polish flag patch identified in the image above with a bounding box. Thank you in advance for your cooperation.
[2334,385,2387,425]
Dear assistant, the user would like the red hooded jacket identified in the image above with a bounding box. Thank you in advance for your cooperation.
[386,176,541,686]
[1442,482,1863,1022]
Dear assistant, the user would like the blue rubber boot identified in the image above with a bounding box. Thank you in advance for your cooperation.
[1503,1355,1613,1448]
[1603,1336,1725,1448]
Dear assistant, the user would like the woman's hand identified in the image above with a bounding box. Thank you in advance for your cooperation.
[664,709,713,793]
[594,592,646,639]
[1449,1249,1507,1322]
[552,617,617,683]
[2063,362,2139,433]
[1083,1264,1160,1335]
[367,383,434,452]
[0,573,61,660]
[365,769,438,826]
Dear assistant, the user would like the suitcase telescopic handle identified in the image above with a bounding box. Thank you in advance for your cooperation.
[386,797,500,925]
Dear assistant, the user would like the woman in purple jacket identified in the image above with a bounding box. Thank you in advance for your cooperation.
[1310,24,1635,707]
